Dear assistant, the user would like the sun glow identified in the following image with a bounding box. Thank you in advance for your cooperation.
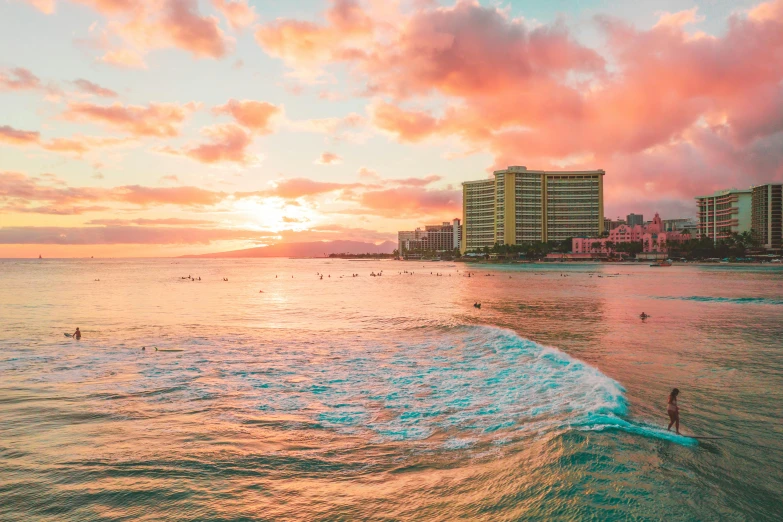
[230,197,317,233]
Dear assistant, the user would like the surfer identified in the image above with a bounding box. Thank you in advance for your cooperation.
[667,388,680,434]
[72,327,81,340]
[640,312,649,320]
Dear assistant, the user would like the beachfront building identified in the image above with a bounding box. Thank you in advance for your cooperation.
[663,218,698,235]
[696,189,752,243]
[398,229,426,254]
[398,219,461,255]
[626,213,644,227]
[461,166,604,253]
[572,213,690,255]
[423,220,462,252]
[751,183,782,250]
[463,179,496,251]
[604,217,626,232]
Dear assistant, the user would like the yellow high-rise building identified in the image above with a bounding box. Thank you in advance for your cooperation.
[461,166,604,253]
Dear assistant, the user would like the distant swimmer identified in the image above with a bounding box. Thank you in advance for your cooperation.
[667,388,681,434]
[640,312,650,320]
[72,327,81,340]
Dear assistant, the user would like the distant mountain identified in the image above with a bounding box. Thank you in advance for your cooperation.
[181,240,397,258]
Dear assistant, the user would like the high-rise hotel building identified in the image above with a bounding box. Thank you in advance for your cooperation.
[461,166,605,253]
[695,189,752,242]
[751,183,782,250]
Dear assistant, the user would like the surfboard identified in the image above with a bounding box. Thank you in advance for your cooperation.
[64,333,72,337]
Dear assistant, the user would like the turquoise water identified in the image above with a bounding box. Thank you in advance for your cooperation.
[1,259,782,520]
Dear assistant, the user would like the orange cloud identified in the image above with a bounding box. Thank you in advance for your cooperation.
[314,151,342,165]
[654,8,704,29]
[212,0,256,29]
[101,48,147,69]
[255,0,373,69]
[20,0,55,14]
[62,101,197,137]
[213,99,280,134]
[0,126,128,155]
[41,135,129,155]
[74,0,229,64]
[73,78,118,97]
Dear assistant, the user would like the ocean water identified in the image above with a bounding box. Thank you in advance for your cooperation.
[1,259,782,520]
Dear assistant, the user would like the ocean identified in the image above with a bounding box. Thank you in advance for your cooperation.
[1,259,782,520]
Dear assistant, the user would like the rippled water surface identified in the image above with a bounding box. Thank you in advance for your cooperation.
[1,259,782,520]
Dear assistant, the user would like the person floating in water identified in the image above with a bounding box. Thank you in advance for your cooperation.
[667,388,680,434]
[72,327,81,340]
[640,312,649,320]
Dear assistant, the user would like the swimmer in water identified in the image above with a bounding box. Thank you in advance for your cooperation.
[72,327,81,340]
[667,388,680,434]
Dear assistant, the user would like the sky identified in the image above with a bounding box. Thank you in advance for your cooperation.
[1,0,782,257]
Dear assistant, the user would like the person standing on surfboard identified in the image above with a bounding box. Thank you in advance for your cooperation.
[667,388,680,434]
[72,328,81,340]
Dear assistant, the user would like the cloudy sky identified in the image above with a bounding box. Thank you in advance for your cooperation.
[1,0,782,257]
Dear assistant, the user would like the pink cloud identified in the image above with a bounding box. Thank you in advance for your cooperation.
[62,101,197,137]
[86,218,216,225]
[389,175,442,187]
[212,0,256,29]
[213,99,280,134]
[0,67,42,91]
[0,125,41,145]
[370,101,440,142]
[314,151,342,165]
[0,225,262,245]
[0,171,231,209]
[179,124,254,164]
[73,78,118,97]
[162,0,228,58]
[358,186,461,218]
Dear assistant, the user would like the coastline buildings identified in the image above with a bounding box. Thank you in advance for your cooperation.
[751,184,782,250]
[398,219,461,255]
[573,213,690,255]
[461,166,604,253]
[626,213,644,227]
[663,218,698,235]
[695,189,752,243]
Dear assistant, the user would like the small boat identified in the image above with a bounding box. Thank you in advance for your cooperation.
[650,259,673,267]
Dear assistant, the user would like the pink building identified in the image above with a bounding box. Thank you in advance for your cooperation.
[573,213,690,255]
